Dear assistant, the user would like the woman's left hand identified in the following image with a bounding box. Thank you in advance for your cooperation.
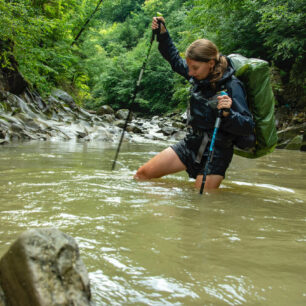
[217,95,232,117]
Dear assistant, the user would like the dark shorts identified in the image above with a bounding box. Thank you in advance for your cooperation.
[171,134,234,179]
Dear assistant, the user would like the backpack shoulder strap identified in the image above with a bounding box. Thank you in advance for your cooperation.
[223,75,246,98]
[220,76,250,115]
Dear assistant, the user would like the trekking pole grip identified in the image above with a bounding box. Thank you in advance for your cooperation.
[219,91,230,117]
[152,18,165,41]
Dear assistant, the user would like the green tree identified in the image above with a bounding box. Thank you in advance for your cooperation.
[1,0,304,112]
[0,0,98,99]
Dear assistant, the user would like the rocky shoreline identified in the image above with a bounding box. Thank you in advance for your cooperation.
[0,85,305,151]
[0,88,189,146]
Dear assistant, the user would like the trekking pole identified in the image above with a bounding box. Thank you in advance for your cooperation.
[111,19,162,171]
[71,0,104,46]
[199,91,227,194]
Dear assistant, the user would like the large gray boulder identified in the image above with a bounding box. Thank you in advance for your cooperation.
[0,228,92,306]
[96,105,114,116]
[115,109,133,121]
[51,89,77,109]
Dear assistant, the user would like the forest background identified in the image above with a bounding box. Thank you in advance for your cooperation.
[0,0,305,116]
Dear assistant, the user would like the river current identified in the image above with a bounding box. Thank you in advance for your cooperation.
[0,140,305,305]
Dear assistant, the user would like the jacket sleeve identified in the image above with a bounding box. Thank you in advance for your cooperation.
[157,31,190,80]
[220,78,255,136]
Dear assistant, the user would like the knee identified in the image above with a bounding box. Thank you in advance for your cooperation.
[195,174,223,191]
[134,165,151,180]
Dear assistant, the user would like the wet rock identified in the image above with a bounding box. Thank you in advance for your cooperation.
[276,123,306,150]
[172,121,185,129]
[6,93,32,117]
[114,119,126,128]
[90,126,113,141]
[19,90,47,114]
[126,124,142,134]
[285,135,303,150]
[51,89,77,109]
[134,120,144,126]
[160,126,178,136]
[101,114,115,123]
[115,109,133,121]
[77,131,88,139]
[157,120,170,128]
[10,121,25,132]
[79,108,98,121]
[0,119,10,130]
[97,105,115,116]
[0,129,5,139]
[151,116,160,123]
[166,110,181,118]
[0,132,8,145]
[292,112,306,124]
[0,228,92,306]
[0,90,9,101]
[16,115,42,133]
[47,95,61,108]
[86,109,97,115]
[171,130,186,141]
[144,133,164,141]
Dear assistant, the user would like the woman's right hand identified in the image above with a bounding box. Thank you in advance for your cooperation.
[152,17,167,34]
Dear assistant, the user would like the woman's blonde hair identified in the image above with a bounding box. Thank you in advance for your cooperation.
[185,39,227,87]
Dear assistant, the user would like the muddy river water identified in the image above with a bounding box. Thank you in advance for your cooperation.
[0,141,305,305]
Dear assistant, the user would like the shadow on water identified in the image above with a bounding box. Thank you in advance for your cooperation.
[0,141,305,305]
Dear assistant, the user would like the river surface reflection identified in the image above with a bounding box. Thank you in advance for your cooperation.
[0,141,305,305]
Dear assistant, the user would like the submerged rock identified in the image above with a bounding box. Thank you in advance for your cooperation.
[0,228,92,306]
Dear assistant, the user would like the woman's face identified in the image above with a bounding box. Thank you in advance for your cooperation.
[186,58,215,80]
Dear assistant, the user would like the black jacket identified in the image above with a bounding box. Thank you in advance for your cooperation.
[158,31,255,148]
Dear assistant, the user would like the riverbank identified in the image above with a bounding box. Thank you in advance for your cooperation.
[0,87,187,146]
[0,70,305,151]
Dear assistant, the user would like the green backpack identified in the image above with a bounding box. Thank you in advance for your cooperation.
[228,54,278,158]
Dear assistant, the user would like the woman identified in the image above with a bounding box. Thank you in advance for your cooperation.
[134,17,255,191]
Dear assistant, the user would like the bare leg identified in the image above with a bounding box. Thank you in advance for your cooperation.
[134,147,186,180]
[195,174,223,191]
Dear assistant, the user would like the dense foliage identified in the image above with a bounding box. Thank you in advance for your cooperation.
[0,0,305,113]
